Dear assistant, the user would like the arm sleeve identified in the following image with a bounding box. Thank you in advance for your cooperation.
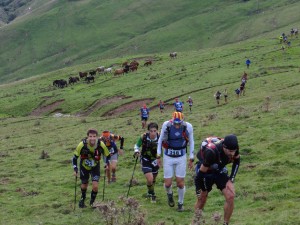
[72,155,78,171]
[230,156,240,181]
[157,121,168,155]
[119,136,124,149]
[134,135,143,152]
[186,122,194,159]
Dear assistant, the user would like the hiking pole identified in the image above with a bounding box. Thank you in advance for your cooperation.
[74,176,77,211]
[126,156,139,198]
[102,166,106,201]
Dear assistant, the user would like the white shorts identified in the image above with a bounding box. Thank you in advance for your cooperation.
[163,154,187,178]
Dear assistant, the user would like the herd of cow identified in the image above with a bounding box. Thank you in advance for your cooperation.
[52,52,177,88]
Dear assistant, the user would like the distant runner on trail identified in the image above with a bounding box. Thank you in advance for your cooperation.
[194,135,240,225]
[100,131,125,183]
[214,91,222,105]
[158,100,165,113]
[157,112,194,212]
[72,128,110,208]
[224,89,228,103]
[134,122,160,203]
[173,98,184,112]
[245,58,251,69]
[140,104,150,129]
[186,96,193,112]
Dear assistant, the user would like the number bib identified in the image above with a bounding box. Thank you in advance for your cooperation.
[85,159,95,167]
[151,160,158,167]
[166,149,183,157]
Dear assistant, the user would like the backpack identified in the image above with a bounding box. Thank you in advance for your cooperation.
[81,138,102,161]
[196,136,223,163]
[166,121,189,142]
[141,132,159,158]
[163,121,189,151]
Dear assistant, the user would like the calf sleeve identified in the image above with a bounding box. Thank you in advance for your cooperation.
[90,190,98,202]
[177,186,186,204]
[81,188,87,200]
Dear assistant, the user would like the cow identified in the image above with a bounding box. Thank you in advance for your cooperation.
[130,60,139,67]
[53,79,68,88]
[144,60,152,66]
[122,61,128,67]
[79,72,88,79]
[69,76,79,85]
[89,70,96,76]
[114,68,124,75]
[130,65,138,72]
[104,67,112,74]
[96,66,105,73]
[85,76,95,83]
[170,52,177,59]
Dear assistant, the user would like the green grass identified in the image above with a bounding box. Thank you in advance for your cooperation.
[0,22,300,224]
[1,0,300,83]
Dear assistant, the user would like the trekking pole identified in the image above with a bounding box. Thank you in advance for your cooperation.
[126,156,139,198]
[102,166,106,201]
[74,176,77,211]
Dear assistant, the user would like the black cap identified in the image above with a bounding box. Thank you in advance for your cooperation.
[223,134,239,150]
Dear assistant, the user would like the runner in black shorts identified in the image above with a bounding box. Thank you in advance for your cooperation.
[194,135,240,225]
[134,122,160,203]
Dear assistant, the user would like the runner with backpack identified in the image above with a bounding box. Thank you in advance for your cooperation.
[194,135,240,225]
[157,112,194,212]
[100,130,125,183]
[140,104,150,129]
[133,122,160,203]
[72,128,110,208]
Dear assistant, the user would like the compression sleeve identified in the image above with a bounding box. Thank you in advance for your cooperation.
[230,156,240,181]
[134,135,143,152]
[120,136,124,149]
[186,122,194,160]
[72,155,78,171]
[157,121,169,156]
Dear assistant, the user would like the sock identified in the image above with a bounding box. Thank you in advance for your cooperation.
[90,190,98,203]
[81,188,87,200]
[164,184,173,194]
[177,186,186,204]
[147,184,155,195]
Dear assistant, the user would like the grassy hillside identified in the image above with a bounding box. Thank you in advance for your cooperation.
[0,22,299,225]
[1,0,300,83]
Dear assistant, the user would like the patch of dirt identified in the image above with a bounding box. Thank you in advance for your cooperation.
[30,99,65,116]
[76,95,129,117]
[0,178,10,185]
[16,187,39,197]
[102,98,154,117]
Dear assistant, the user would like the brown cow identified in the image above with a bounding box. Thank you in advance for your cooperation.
[79,72,88,79]
[169,52,177,59]
[114,68,124,75]
[130,60,139,67]
[144,60,152,66]
[130,65,138,72]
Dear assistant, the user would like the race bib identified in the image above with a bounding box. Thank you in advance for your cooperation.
[152,160,158,167]
[109,147,115,154]
[85,159,95,167]
[167,149,183,156]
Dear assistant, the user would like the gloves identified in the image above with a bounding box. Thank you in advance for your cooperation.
[133,151,140,158]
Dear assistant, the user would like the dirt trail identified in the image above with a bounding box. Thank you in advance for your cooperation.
[30,99,65,116]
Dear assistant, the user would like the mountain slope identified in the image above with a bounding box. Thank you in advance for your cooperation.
[0,0,300,83]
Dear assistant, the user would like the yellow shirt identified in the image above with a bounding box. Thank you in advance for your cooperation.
[74,139,110,170]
